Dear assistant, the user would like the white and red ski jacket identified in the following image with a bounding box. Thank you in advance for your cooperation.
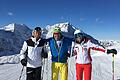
[73,40,106,64]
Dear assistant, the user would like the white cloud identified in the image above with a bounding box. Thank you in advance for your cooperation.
[8,12,13,16]
[96,18,103,23]
[80,18,85,21]
[96,18,100,22]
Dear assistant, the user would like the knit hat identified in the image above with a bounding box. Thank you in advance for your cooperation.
[34,27,41,31]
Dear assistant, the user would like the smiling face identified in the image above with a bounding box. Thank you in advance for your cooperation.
[33,30,41,40]
[76,37,82,43]
[75,33,84,43]
[53,32,61,41]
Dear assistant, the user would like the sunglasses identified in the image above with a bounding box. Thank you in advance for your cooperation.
[53,33,60,35]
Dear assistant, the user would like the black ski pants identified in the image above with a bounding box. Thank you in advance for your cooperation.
[26,67,42,80]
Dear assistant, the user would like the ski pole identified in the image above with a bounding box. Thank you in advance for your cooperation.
[112,53,114,80]
[46,58,48,80]
[41,58,45,80]
[19,66,24,80]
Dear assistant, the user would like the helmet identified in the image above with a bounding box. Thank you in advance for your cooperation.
[53,27,61,34]
[74,30,82,35]
[74,30,84,38]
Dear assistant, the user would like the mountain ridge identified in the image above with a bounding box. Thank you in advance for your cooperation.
[0,22,119,56]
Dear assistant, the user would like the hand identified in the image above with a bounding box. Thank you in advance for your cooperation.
[107,49,117,55]
[21,59,27,66]
[41,48,48,58]
[41,52,48,58]
[67,53,70,57]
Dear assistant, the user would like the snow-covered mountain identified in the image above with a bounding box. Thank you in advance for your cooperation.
[99,40,120,48]
[45,22,100,45]
[0,23,31,56]
[0,22,100,56]
[45,22,75,38]
[0,22,120,80]
[0,22,120,56]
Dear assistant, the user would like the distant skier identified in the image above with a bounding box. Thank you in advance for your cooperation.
[46,27,73,80]
[20,27,47,80]
[72,30,117,80]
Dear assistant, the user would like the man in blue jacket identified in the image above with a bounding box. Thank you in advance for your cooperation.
[47,27,73,80]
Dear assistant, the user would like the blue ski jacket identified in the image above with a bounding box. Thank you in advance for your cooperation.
[48,37,73,63]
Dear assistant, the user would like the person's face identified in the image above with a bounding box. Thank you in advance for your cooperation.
[76,37,82,43]
[53,33,61,40]
[34,30,41,39]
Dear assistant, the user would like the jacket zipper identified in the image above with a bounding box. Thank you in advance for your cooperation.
[54,38,63,62]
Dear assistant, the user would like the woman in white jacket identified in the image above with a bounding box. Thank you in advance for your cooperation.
[73,30,117,80]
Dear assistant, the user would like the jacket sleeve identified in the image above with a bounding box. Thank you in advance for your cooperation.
[20,41,28,60]
[88,40,106,53]
[70,42,77,56]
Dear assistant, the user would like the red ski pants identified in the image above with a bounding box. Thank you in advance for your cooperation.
[76,63,92,80]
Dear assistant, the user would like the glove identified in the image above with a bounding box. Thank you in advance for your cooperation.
[41,52,48,58]
[21,59,27,66]
[107,49,117,55]
[67,53,70,57]
[41,48,48,58]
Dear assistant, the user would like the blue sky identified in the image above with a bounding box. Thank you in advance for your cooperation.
[0,0,120,40]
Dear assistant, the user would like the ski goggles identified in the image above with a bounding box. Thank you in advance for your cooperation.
[53,32,62,35]
[75,33,84,38]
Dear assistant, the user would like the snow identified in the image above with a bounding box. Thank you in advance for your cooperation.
[0,22,120,80]
[4,23,15,32]
[46,22,75,38]
[0,49,120,80]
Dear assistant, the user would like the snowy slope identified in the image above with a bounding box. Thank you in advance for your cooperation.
[0,47,120,80]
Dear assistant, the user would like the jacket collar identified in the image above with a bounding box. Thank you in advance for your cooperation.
[31,37,41,43]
